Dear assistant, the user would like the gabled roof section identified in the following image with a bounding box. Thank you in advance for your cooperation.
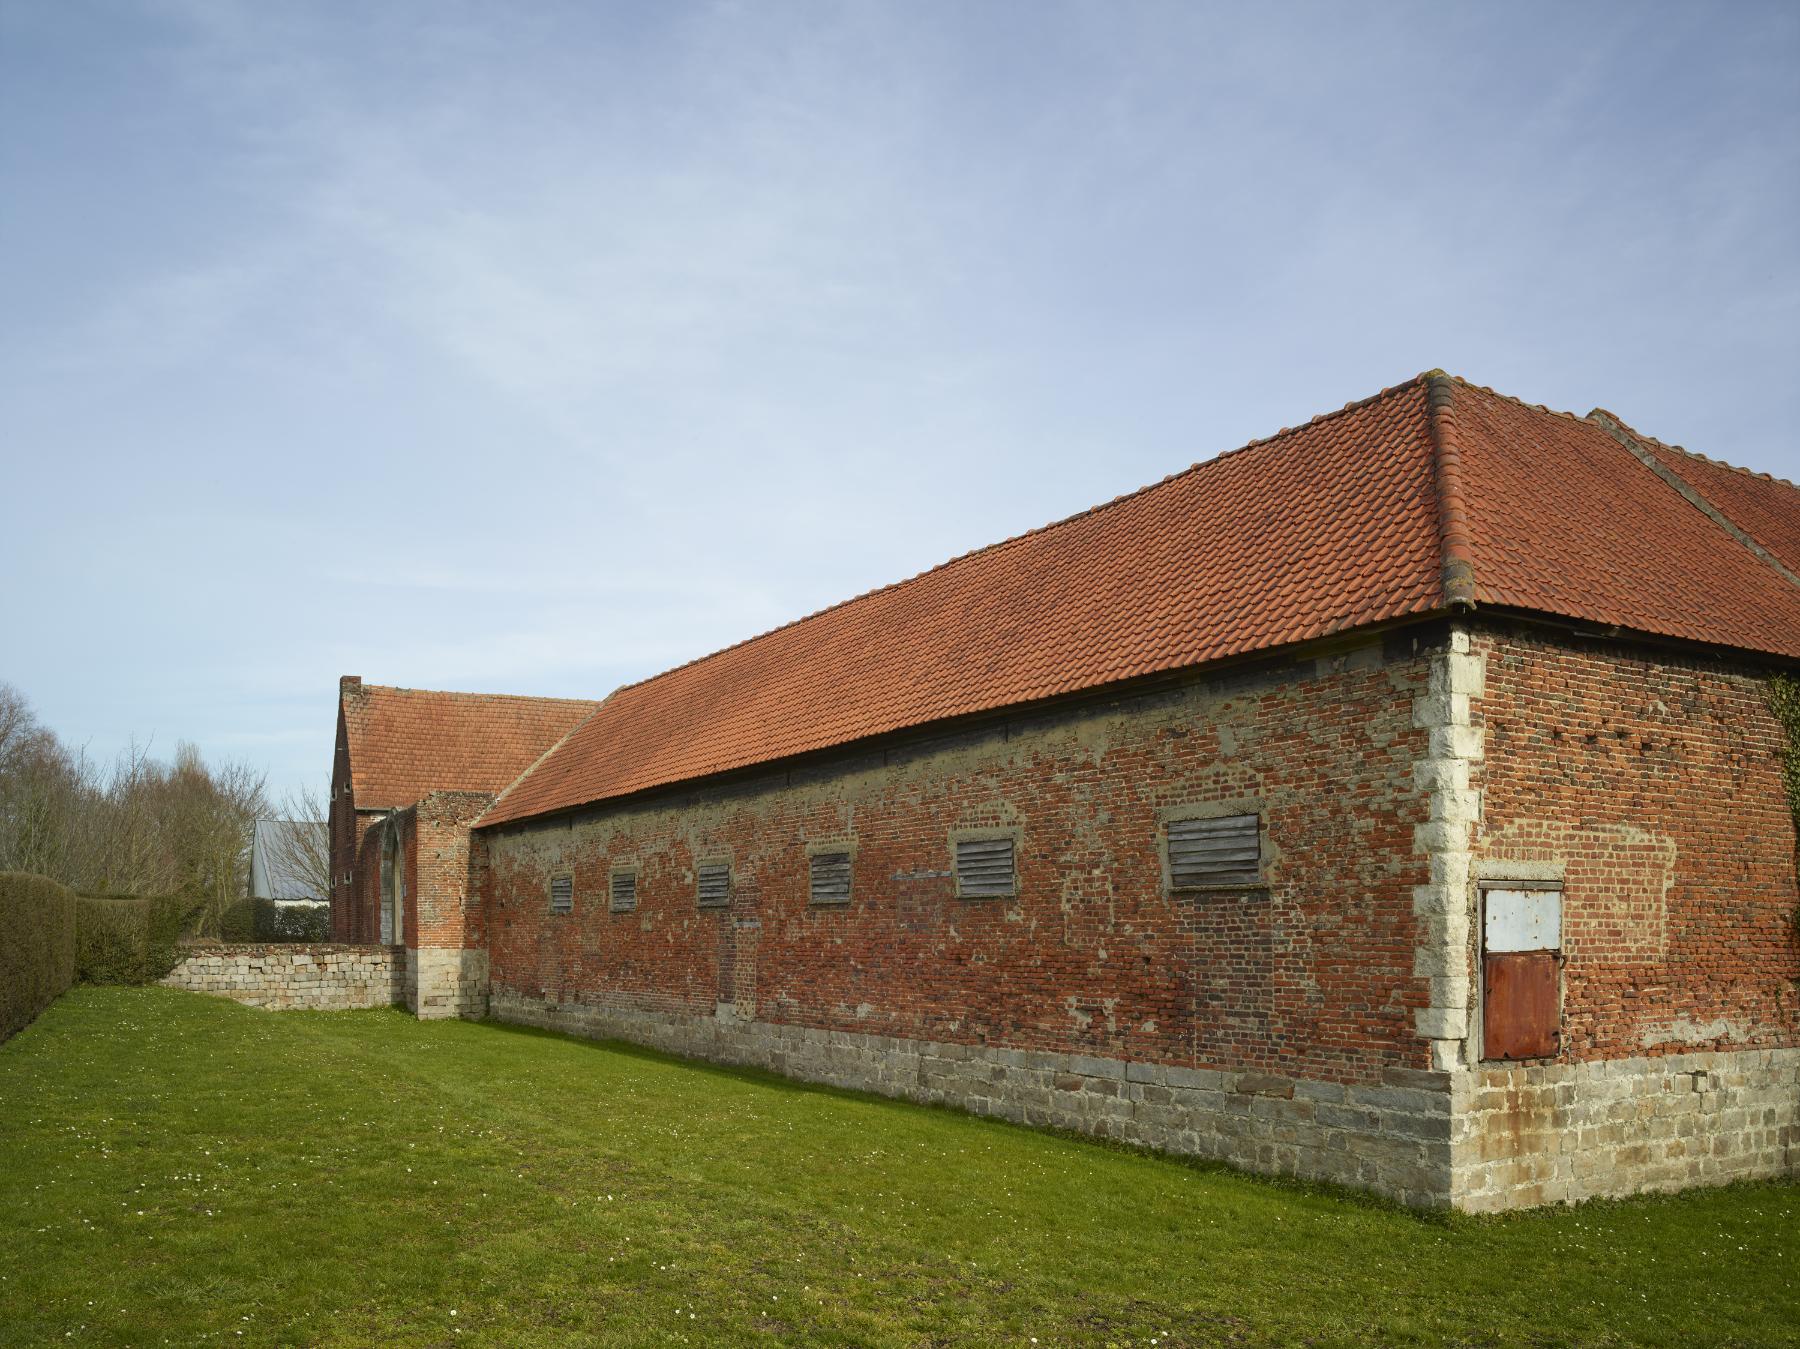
[1445,381,1800,652]
[481,372,1800,828]
[340,679,601,812]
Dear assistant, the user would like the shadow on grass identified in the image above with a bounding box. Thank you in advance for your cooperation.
[466,1011,1445,1223]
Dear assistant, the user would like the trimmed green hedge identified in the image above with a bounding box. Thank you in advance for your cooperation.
[219,897,254,943]
[4,881,330,1037]
[219,897,330,944]
[1,872,77,1043]
[75,894,209,985]
[255,900,329,943]
[74,896,151,985]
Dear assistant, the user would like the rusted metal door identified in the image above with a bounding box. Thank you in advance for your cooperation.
[1482,886,1562,1060]
[1483,951,1560,1058]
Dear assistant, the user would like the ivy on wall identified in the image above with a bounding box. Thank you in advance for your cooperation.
[1772,674,1800,822]
[1769,672,1800,944]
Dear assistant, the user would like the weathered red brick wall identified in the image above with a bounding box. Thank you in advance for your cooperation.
[328,684,402,946]
[339,813,390,945]
[328,701,357,942]
[480,636,1438,1084]
[409,791,493,950]
[333,796,468,951]
[1474,627,1800,1060]
[328,807,407,947]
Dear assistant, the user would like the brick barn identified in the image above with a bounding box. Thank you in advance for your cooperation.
[330,372,1799,1211]
[327,681,598,1011]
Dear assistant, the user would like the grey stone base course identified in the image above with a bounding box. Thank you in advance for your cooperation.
[409,948,490,1020]
[161,944,404,1011]
[488,989,1455,1207]
[1452,1047,1799,1212]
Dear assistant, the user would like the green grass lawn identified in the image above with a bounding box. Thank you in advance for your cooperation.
[0,988,1794,1347]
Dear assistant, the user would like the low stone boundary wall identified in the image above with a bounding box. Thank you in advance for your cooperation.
[489,989,1455,1207]
[161,944,404,1011]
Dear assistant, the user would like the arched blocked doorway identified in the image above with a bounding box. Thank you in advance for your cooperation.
[379,821,404,946]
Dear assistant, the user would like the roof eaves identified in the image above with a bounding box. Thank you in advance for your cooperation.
[1585,409,1800,593]
[592,373,1441,704]
[478,603,1456,829]
[1426,372,1478,611]
[474,370,1452,829]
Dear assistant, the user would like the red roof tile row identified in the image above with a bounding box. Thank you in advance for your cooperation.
[341,682,599,812]
[1637,436,1800,579]
[1450,382,1800,654]
[273,371,1800,830]
[474,373,1800,825]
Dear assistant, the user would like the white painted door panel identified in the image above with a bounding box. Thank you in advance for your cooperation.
[1484,888,1561,953]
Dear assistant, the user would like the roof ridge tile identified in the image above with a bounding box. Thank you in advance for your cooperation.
[1444,375,1593,426]
[1586,410,1800,593]
[604,371,1439,700]
[355,683,600,707]
[342,683,603,811]
[479,370,1800,828]
[478,697,612,826]
[1586,408,1799,491]
[1426,372,1477,609]
[1451,380,1796,491]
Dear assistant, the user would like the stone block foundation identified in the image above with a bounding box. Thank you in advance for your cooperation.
[408,947,490,1020]
[489,990,1457,1207]
[161,944,405,1011]
[1452,1047,1799,1212]
[491,993,1797,1210]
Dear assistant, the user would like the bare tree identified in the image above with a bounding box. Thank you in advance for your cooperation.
[0,683,81,879]
[0,683,36,769]
[87,740,168,896]
[263,785,331,903]
[159,743,266,934]
[0,686,267,928]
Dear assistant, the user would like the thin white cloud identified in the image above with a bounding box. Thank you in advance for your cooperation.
[2,0,1796,806]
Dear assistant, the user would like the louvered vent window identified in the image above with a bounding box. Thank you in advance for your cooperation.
[809,851,852,905]
[697,862,731,908]
[955,837,1016,897]
[610,870,637,912]
[549,874,573,914]
[1168,814,1261,888]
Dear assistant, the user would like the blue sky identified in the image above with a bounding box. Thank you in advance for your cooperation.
[2,0,1796,807]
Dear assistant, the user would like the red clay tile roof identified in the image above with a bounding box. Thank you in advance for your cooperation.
[1631,435,1800,579]
[341,682,600,811]
[481,373,1800,826]
[1447,383,1800,654]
